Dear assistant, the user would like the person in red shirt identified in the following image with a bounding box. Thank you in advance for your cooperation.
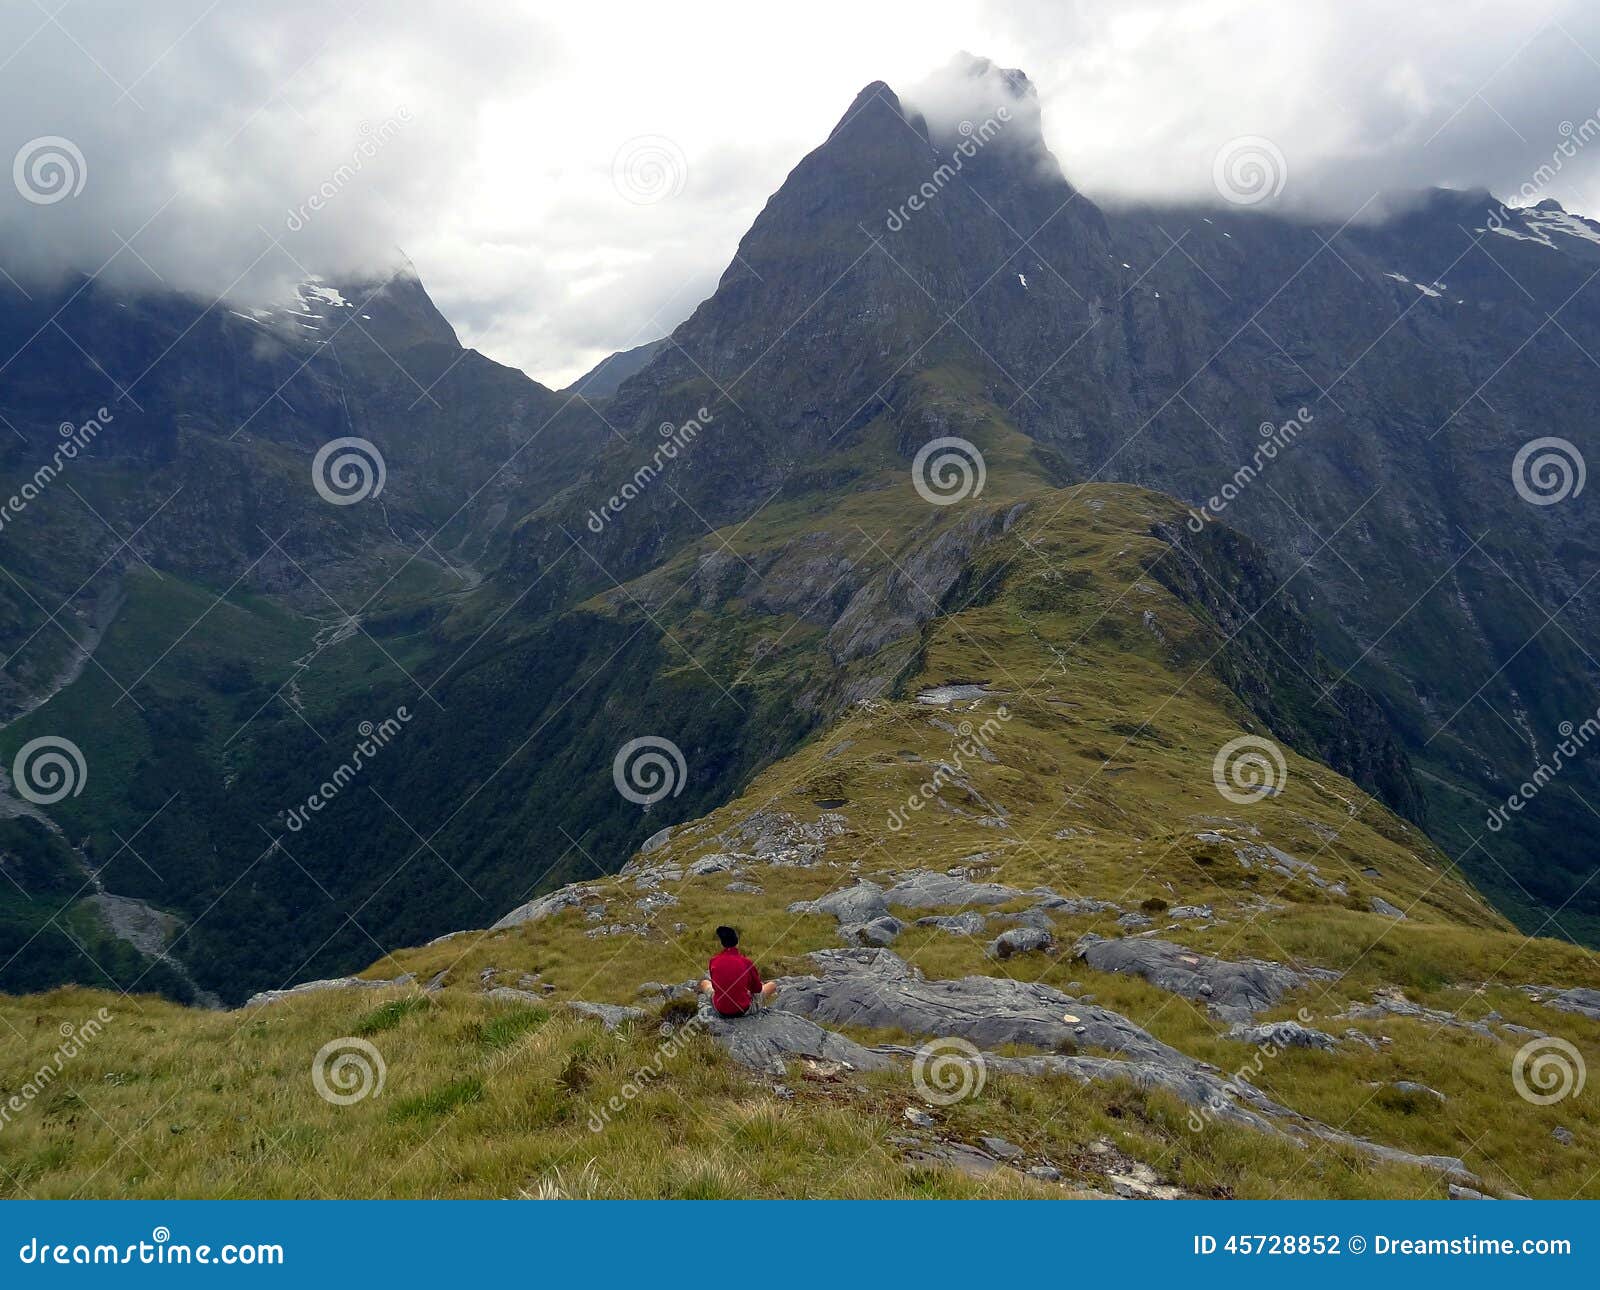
[699,925,777,1017]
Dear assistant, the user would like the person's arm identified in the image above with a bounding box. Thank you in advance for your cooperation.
[746,959,763,993]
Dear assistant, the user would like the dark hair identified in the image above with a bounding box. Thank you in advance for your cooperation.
[715,925,739,948]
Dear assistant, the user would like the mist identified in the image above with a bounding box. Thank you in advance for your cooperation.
[4,0,1598,386]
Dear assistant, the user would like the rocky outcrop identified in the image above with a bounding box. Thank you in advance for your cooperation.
[1072,934,1327,1022]
[1338,990,1497,1039]
[698,1000,892,1074]
[490,886,601,930]
[776,947,1193,1066]
[789,880,890,926]
[915,912,988,935]
[243,973,414,1008]
[567,1001,648,1031]
[1545,987,1600,1021]
[883,870,1027,908]
[1225,1020,1339,1051]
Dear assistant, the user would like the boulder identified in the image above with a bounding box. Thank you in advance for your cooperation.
[789,880,890,926]
[1370,896,1407,919]
[989,926,1053,958]
[842,915,904,946]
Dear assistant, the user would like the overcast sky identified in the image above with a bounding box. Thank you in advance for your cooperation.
[5,0,1600,386]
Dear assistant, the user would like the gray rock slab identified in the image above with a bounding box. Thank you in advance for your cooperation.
[884,870,1026,908]
[243,974,413,1008]
[1074,934,1316,1022]
[567,1001,647,1031]
[700,1002,891,1073]
[490,885,601,930]
[779,948,1190,1065]
[1225,1020,1339,1050]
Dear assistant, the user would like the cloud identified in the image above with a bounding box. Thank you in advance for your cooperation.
[3,1,1599,387]
[985,0,1600,218]
[0,1,540,300]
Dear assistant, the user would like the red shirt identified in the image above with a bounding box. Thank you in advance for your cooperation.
[708,946,762,1016]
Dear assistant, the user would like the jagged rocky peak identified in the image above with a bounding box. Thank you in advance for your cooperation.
[217,250,460,354]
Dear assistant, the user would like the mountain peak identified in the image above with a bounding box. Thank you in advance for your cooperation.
[823,79,918,148]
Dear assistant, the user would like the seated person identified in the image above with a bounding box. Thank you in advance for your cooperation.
[699,925,778,1017]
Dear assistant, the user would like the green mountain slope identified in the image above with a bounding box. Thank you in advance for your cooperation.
[3,474,1595,1199]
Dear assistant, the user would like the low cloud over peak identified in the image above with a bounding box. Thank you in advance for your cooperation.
[4,1,1598,385]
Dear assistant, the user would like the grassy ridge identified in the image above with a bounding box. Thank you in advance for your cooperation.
[3,482,1595,1198]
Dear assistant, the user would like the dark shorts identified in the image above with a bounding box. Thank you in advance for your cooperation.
[714,1003,753,1018]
